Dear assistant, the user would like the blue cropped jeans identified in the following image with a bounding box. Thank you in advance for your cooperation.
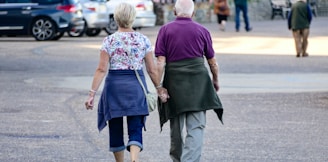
[108,115,144,152]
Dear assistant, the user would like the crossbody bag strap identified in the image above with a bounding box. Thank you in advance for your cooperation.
[134,70,148,97]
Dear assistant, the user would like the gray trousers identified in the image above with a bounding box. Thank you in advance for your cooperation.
[169,111,206,162]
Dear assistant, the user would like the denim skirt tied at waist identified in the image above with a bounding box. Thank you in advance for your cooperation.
[98,70,149,132]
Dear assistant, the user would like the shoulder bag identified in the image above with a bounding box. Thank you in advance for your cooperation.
[134,70,158,112]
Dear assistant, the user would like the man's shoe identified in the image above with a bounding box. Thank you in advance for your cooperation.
[246,27,252,32]
[296,53,301,57]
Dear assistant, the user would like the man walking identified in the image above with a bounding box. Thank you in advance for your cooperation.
[155,0,224,161]
[234,0,252,32]
[288,0,312,57]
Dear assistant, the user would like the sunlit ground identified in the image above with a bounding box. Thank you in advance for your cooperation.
[83,36,327,56]
[212,36,327,56]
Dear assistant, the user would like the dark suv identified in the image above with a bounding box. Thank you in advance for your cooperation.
[0,0,85,41]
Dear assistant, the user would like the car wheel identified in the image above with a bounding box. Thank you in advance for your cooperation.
[52,32,64,40]
[31,17,56,41]
[85,28,101,37]
[68,29,84,37]
[105,17,118,35]
[68,21,86,37]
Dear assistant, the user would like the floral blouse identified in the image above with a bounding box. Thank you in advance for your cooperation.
[100,31,152,70]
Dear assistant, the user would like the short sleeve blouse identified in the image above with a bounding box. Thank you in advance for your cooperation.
[100,32,152,70]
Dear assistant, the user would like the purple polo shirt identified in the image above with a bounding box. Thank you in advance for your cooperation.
[155,17,215,62]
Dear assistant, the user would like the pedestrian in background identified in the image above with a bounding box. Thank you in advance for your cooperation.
[213,0,230,31]
[233,0,252,32]
[84,3,167,162]
[288,0,312,57]
[155,0,224,161]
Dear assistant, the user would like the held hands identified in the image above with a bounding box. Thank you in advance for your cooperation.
[156,87,169,103]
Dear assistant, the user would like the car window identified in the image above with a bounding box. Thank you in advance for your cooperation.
[32,0,63,4]
[6,0,32,3]
[89,0,106,2]
[68,0,78,4]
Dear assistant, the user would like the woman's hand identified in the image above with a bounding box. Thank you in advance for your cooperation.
[157,87,169,103]
[85,96,94,110]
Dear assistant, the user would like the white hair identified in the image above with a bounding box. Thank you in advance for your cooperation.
[174,0,194,17]
[114,3,136,28]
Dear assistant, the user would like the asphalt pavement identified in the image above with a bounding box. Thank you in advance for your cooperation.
[0,17,327,162]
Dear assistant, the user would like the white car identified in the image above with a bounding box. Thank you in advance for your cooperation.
[69,0,109,37]
[105,0,156,35]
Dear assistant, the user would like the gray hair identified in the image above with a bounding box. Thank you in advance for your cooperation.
[174,0,194,17]
[114,3,136,28]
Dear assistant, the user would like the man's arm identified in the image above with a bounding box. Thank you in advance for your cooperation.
[306,4,313,23]
[207,57,220,91]
[156,56,166,84]
[156,56,169,102]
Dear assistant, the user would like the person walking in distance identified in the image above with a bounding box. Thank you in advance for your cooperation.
[155,0,224,161]
[213,0,231,31]
[288,0,312,57]
[234,0,252,32]
[84,3,167,162]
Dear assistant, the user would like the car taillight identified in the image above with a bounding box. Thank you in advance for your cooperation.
[135,3,146,11]
[87,7,96,11]
[57,5,77,13]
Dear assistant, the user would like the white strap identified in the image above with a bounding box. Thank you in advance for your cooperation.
[134,70,148,97]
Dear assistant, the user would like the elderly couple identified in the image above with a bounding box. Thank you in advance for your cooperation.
[84,0,223,161]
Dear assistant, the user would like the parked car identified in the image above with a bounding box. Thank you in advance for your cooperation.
[105,0,156,35]
[68,0,109,37]
[0,0,85,41]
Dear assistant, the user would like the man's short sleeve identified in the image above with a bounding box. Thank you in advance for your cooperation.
[155,27,166,57]
[203,29,215,59]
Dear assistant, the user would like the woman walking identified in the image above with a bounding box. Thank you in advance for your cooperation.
[85,3,167,162]
[214,0,230,31]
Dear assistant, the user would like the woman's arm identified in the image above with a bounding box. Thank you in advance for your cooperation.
[144,52,169,102]
[144,51,160,88]
[85,50,109,109]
